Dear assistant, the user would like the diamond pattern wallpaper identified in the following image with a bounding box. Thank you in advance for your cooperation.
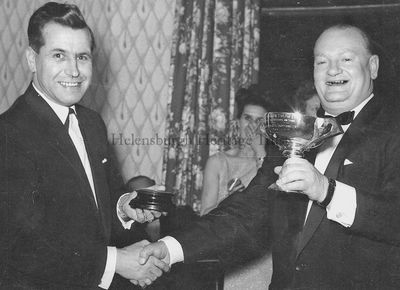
[0,0,176,184]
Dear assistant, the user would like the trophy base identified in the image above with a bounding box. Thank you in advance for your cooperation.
[129,189,175,213]
[268,182,300,193]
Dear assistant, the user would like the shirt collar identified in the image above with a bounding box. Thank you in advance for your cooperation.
[322,93,374,132]
[351,93,374,119]
[32,83,75,125]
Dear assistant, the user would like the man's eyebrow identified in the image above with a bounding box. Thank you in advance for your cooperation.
[315,48,359,57]
[49,48,66,53]
[77,51,92,56]
[48,48,92,56]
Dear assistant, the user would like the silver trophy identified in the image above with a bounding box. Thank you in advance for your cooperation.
[261,112,343,190]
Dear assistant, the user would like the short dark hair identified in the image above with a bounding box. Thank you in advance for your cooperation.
[235,85,273,118]
[28,2,95,53]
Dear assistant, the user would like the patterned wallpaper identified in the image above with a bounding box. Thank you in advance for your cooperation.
[0,0,176,184]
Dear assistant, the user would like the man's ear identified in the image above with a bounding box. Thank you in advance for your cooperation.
[369,54,379,80]
[25,47,37,73]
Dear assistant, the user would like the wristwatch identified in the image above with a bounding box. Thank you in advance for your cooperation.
[318,178,336,207]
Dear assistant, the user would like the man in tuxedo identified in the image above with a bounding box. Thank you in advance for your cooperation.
[0,2,168,289]
[133,24,400,289]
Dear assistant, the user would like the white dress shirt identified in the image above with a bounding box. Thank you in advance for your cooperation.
[33,84,116,289]
[66,107,98,206]
[306,94,373,226]
[162,94,374,265]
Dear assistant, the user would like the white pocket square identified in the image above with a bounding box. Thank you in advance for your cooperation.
[102,158,108,164]
[344,159,353,165]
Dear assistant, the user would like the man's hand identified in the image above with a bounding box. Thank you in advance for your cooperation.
[119,192,165,223]
[246,122,266,158]
[274,157,329,202]
[138,241,170,266]
[115,240,170,287]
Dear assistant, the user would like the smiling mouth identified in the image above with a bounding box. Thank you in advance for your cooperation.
[326,80,348,86]
[59,81,81,87]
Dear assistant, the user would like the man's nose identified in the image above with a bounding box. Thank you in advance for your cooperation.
[65,59,80,77]
[328,60,342,76]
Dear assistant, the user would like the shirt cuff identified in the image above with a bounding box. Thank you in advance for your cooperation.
[99,246,116,289]
[326,181,357,227]
[159,236,184,266]
[116,193,135,229]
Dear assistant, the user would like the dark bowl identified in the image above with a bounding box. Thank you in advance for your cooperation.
[129,189,175,213]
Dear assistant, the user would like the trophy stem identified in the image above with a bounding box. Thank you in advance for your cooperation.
[282,148,304,158]
[271,147,303,191]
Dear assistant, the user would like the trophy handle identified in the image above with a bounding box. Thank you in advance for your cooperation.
[308,117,343,149]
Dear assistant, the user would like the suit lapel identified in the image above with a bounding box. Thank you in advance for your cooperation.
[296,96,383,257]
[25,86,99,210]
[295,142,348,257]
[76,108,111,238]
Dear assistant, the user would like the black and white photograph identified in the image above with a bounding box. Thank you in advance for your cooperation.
[1,0,400,289]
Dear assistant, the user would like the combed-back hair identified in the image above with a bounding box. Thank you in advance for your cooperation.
[28,2,95,52]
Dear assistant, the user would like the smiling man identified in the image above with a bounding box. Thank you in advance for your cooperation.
[26,21,93,107]
[132,24,400,289]
[313,26,379,115]
[0,2,168,289]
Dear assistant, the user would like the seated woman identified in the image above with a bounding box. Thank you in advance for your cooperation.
[200,85,274,289]
[200,85,271,215]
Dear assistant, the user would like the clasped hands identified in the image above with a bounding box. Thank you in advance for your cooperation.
[274,157,329,203]
[116,240,169,288]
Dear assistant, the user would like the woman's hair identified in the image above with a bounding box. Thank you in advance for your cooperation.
[235,85,273,118]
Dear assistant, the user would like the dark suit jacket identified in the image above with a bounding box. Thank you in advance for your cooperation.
[173,94,400,289]
[0,84,135,289]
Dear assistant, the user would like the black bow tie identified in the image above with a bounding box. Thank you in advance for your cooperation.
[317,108,355,125]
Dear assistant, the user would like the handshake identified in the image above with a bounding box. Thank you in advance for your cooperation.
[115,239,170,288]
[115,191,172,288]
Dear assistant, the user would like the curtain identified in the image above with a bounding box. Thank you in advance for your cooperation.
[162,0,260,212]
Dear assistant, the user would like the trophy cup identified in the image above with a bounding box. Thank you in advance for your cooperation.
[261,112,343,190]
